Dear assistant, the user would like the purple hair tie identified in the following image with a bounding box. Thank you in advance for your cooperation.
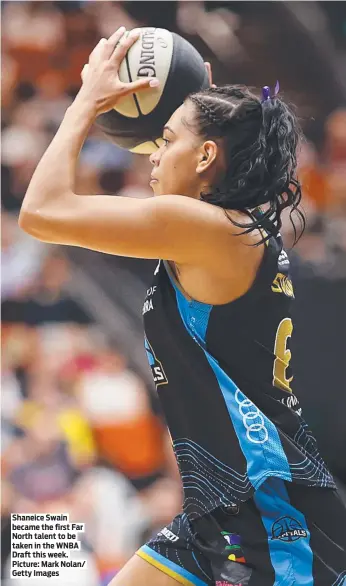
[261,80,280,102]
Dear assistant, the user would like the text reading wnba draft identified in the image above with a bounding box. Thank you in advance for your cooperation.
[11,514,86,579]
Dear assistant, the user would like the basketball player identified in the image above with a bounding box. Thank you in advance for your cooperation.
[19,28,346,586]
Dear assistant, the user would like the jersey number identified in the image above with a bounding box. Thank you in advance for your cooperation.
[273,318,293,392]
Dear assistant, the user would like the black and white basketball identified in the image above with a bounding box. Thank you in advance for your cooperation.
[95,27,210,154]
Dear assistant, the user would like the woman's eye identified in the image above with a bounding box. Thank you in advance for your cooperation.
[162,138,169,147]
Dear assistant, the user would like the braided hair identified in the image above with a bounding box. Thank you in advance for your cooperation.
[187,85,305,244]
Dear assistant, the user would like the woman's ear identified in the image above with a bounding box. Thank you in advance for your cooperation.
[196,141,218,174]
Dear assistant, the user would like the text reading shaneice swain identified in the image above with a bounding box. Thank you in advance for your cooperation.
[11,513,87,579]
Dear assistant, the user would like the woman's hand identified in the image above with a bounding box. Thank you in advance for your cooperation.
[204,61,217,88]
[77,26,159,116]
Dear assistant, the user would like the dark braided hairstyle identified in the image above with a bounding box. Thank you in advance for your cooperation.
[187,85,305,244]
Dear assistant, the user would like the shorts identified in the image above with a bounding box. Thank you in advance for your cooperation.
[136,477,346,586]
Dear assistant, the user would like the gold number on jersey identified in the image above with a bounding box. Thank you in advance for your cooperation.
[273,318,293,392]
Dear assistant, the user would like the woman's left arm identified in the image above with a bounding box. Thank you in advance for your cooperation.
[19,28,220,264]
[21,54,215,220]
[18,27,175,260]
[19,96,97,222]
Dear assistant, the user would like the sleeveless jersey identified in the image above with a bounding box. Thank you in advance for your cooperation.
[142,235,335,520]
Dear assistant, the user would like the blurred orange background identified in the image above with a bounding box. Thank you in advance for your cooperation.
[2,2,346,585]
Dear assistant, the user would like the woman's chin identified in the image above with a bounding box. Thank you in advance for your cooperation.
[150,182,164,196]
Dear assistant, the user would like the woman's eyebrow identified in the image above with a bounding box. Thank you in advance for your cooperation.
[163,125,176,135]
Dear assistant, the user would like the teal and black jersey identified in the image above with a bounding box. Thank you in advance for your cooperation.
[143,235,335,521]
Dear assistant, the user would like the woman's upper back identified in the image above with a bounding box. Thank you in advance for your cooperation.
[169,206,266,306]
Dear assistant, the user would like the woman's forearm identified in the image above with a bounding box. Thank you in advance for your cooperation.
[20,96,97,216]
[18,28,154,243]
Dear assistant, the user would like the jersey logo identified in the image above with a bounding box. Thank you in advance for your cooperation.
[272,516,308,542]
[280,393,302,416]
[142,299,154,315]
[271,273,294,298]
[142,285,157,315]
[144,336,168,387]
[158,527,179,542]
[221,532,247,564]
[278,250,290,266]
[235,389,268,444]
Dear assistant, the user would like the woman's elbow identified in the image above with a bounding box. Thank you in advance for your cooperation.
[18,208,49,242]
[18,207,36,233]
[18,206,72,246]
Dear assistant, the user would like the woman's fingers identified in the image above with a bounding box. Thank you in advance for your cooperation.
[204,62,212,86]
[109,28,141,68]
[204,61,216,88]
[87,27,144,72]
[88,27,138,70]
[81,64,89,83]
[110,28,159,89]
[120,76,160,98]
[107,25,127,48]
[88,26,127,67]
[88,38,109,66]
[84,26,160,98]
[103,25,127,60]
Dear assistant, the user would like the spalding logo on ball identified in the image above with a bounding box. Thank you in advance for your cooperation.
[95,27,210,154]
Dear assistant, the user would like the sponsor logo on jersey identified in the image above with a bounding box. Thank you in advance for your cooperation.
[271,273,294,297]
[221,532,247,564]
[144,337,168,386]
[158,527,179,542]
[235,389,268,444]
[142,299,154,315]
[271,516,308,542]
[278,250,290,266]
[280,393,302,416]
[220,503,240,516]
[216,541,252,585]
[142,285,157,315]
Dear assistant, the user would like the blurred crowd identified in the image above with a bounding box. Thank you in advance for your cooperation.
[1,2,346,585]
[1,243,182,585]
[288,108,346,276]
[1,4,180,583]
[1,8,181,584]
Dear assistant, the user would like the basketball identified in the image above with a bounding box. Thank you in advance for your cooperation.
[95,27,210,154]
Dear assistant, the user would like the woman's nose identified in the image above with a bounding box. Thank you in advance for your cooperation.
[150,149,160,166]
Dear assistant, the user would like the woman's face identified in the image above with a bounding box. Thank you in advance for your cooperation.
[149,101,210,198]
